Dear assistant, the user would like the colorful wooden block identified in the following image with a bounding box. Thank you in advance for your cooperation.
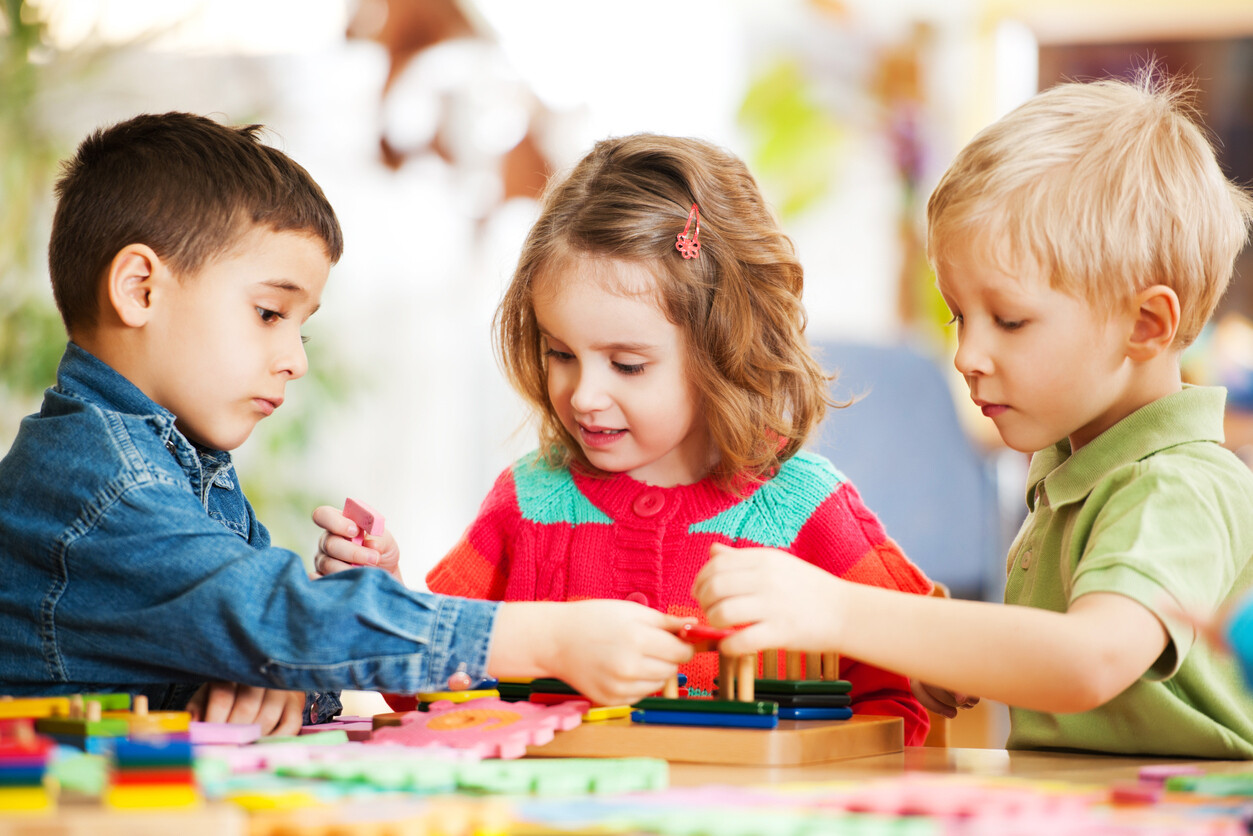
[0,785,54,812]
[0,697,71,720]
[751,678,852,695]
[631,709,779,729]
[777,706,852,721]
[528,715,902,766]
[633,697,778,716]
[582,705,633,722]
[104,783,200,809]
[417,688,501,704]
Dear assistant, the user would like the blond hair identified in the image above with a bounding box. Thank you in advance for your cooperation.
[496,133,830,489]
[927,69,1253,348]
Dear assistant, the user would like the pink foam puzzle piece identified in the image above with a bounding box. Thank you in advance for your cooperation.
[366,697,588,759]
[189,721,262,745]
[343,497,385,546]
[302,716,376,741]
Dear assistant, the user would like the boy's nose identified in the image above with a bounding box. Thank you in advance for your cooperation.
[277,337,309,380]
[952,335,990,378]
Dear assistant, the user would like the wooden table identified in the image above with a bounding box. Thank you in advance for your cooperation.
[669,745,1253,787]
[13,748,1253,835]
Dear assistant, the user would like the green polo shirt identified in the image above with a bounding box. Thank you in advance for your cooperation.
[1005,386,1253,758]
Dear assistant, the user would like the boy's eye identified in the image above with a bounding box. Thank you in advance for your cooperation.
[945,314,962,327]
[613,362,645,375]
[257,307,284,324]
[996,317,1024,331]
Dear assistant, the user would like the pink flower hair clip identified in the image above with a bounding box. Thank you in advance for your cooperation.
[676,202,701,259]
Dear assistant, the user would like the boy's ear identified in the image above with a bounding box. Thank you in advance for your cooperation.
[1125,284,1181,362]
[106,244,165,327]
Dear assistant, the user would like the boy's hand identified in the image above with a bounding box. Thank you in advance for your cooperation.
[911,678,979,718]
[311,504,404,583]
[691,543,847,656]
[489,600,694,706]
[185,682,306,736]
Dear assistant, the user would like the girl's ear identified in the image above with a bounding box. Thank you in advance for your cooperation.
[106,244,164,327]
[1126,284,1181,362]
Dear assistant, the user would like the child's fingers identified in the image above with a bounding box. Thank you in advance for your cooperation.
[199,681,240,724]
[273,692,307,737]
[316,531,380,569]
[253,692,287,736]
[715,621,772,657]
[311,505,360,540]
[226,685,266,725]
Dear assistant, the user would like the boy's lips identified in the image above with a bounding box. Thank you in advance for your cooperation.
[254,396,283,416]
[973,398,1007,417]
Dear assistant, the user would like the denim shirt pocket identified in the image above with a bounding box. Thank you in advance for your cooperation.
[205,465,250,539]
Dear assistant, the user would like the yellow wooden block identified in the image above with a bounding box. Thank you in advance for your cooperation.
[104,784,200,809]
[494,677,535,684]
[104,709,191,733]
[583,704,632,722]
[0,786,54,812]
[416,688,500,703]
[226,790,323,811]
[0,697,71,719]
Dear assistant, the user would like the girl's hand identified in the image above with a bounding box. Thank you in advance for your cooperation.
[311,504,404,584]
[911,678,979,718]
[186,682,306,736]
[691,543,847,657]
[489,600,694,706]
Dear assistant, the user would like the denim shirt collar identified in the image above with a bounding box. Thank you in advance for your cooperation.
[56,342,236,499]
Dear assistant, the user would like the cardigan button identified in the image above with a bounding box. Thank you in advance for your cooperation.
[632,489,665,518]
[625,591,650,607]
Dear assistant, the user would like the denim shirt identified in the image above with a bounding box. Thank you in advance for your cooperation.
[0,343,498,719]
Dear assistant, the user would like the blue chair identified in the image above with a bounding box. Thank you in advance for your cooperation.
[810,339,1012,600]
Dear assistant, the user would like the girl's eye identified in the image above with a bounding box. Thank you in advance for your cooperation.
[543,348,574,362]
[257,307,284,324]
[996,318,1024,331]
[614,362,645,375]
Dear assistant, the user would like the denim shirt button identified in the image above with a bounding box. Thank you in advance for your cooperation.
[164,440,176,455]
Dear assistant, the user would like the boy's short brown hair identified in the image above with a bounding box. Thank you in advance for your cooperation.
[49,112,344,335]
[927,70,1253,348]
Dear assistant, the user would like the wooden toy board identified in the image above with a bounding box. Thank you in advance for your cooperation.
[526,714,902,765]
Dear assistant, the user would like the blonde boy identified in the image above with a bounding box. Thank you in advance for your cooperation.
[694,72,1253,757]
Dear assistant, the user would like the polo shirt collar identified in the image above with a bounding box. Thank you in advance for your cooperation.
[1024,385,1227,512]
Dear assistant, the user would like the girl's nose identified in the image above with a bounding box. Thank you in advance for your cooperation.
[569,370,610,414]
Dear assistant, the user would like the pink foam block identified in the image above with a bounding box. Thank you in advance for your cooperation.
[343,498,385,546]
[188,721,262,745]
[302,716,376,741]
[366,697,588,759]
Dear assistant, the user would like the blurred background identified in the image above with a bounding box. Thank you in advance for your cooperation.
[4,0,1253,741]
